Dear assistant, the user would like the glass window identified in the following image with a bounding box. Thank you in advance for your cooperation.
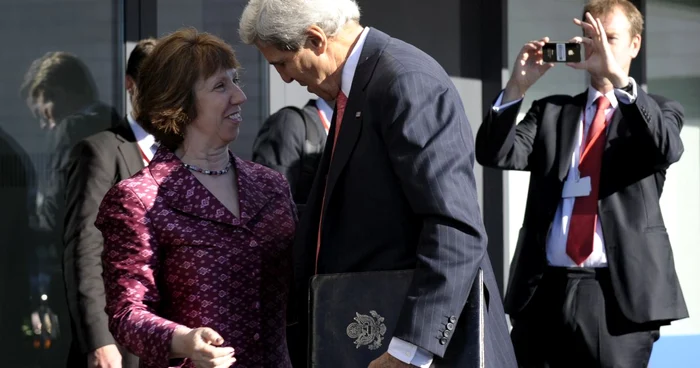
[646,0,700,365]
[0,1,124,366]
[157,0,269,159]
[504,0,589,264]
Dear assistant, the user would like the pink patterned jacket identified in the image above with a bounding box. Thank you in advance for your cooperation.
[95,147,296,368]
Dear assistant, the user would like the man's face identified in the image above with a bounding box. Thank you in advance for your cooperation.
[585,6,641,76]
[27,91,57,131]
[256,41,339,101]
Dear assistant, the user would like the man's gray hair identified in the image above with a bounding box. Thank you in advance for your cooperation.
[239,0,361,51]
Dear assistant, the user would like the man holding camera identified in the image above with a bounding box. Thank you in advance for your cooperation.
[475,0,688,367]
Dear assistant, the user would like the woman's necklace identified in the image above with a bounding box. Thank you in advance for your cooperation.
[182,157,233,176]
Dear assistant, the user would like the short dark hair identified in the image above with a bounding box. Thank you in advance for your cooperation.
[126,38,157,85]
[20,52,97,104]
[134,28,240,149]
[583,0,644,37]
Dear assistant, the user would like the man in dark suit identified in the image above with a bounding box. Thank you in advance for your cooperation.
[62,38,156,368]
[240,1,517,367]
[0,126,37,368]
[252,98,331,206]
[475,1,688,367]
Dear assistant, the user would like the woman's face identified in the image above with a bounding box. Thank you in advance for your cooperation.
[189,68,247,145]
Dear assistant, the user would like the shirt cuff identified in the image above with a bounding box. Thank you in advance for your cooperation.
[388,337,434,368]
[614,76,638,104]
[492,90,523,113]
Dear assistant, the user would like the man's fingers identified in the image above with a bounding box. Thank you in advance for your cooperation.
[523,43,540,53]
[596,18,609,44]
[521,51,531,63]
[523,43,538,52]
[569,36,591,44]
[585,12,600,36]
[541,63,555,72]
[566,61,588,70]
[576,14,597,37]
[524,37,549,52]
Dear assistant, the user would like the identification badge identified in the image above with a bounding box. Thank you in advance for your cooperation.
[562,176,592,198]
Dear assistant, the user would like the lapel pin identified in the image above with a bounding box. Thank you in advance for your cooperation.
[355,111,361,118]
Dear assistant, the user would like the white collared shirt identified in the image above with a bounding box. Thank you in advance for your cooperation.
[492,78,638,267]
[340,26,370,98]
[546,87,618,267]
[314,98,333,134]
[126,113,157,164]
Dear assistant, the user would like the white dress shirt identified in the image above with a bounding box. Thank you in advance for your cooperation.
[336,26,432,367]
[493,78,638,267]
[126,113,157,164]
[314,98,333,135]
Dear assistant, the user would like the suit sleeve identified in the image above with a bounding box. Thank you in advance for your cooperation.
[617,88,684,169]
[63,139,117,352]
[251,109,306,195]
[380,72,487,357]
[474,92,541,171]
[95,185,184,367]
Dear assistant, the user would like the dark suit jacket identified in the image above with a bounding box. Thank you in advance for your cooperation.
[294,28,516,367]
[475,88,689,325]
[252,99,326,205]
[0,126,37,367]
[63,118,142,368]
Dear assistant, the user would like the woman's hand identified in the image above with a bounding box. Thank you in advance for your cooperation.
[171,326,236,368]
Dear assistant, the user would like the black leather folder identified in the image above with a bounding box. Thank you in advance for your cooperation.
[308,269,485,368]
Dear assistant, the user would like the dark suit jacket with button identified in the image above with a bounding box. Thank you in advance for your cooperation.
[252,99,326,206]
[475,88,689,326]
[63,118,142,368]
[294,28,516,367]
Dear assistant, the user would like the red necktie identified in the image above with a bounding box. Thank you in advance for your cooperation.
[566,96,611,265]
[315,92,348,273]
[330,92,348,158]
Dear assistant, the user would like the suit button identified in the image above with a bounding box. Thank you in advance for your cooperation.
[254,333,260,341]
[446,322,455,331]
[449,316,457,323]
[442,330,451,338]
[439,337,448,345]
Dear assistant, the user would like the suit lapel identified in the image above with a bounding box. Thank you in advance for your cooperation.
[599,106,624,196]
[118,142,144,176]
[323,28,388,219]
[556,92,587,180]
[234,156,276,227]
[603,107,624,152]
[113,118,145,176]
